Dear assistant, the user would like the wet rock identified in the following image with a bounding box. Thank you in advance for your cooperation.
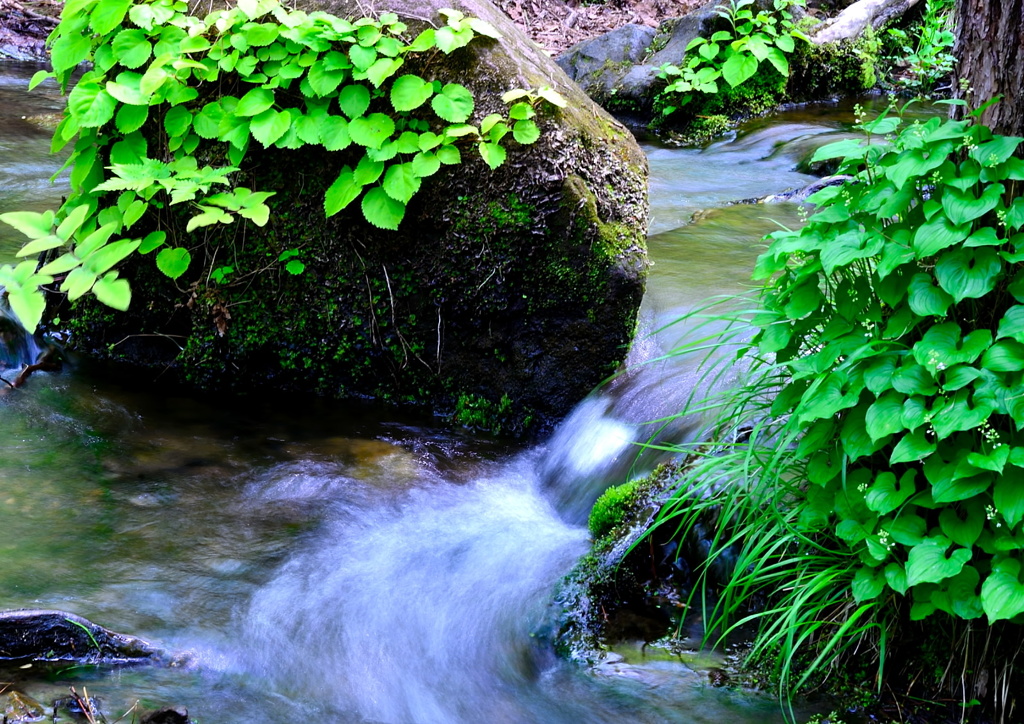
[0,610,159,665]
[555,23,657,99]
[140,707,193,724]
[0,690,46,722]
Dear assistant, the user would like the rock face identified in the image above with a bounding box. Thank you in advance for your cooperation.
[64,0,648,435]
[557,1,722,114]
[0,610,159,664]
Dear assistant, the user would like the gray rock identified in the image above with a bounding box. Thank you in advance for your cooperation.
[555,1,722,112]
[556,23,657,88]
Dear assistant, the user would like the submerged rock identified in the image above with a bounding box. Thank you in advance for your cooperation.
[0,610,159,665]
[62,0,649,436]
[0,690,46,722]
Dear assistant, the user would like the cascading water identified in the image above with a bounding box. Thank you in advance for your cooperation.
[0,62,917,723]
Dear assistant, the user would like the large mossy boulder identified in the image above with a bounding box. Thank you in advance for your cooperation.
[63,0,648,435]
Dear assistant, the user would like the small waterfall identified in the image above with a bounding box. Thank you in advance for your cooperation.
[0,296,51,385]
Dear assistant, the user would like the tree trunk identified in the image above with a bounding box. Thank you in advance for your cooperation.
[953,0,1024,135]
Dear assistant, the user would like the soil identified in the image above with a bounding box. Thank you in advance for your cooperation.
[491,0,705,56]
[0,0,705,61]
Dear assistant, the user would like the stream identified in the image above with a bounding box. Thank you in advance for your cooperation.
[0,60,897,722]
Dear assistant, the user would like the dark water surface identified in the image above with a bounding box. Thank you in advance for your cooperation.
[0,60,874,723]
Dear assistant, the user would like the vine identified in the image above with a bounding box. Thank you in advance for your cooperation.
[0,0,566,331]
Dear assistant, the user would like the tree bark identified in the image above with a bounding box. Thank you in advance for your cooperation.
[953,0,1024,135]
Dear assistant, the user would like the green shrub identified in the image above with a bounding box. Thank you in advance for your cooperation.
[646,98,1024,715]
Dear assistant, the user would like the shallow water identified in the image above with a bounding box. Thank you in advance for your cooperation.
[0,60,872,723]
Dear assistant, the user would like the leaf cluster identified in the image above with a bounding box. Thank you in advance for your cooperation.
[0,0,563,331]
[754,100,1024,625]
[656,0,805,117]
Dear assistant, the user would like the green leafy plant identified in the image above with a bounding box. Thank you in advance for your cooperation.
[642,98,1024,711]
[656,0,806,116]
[885,0,955,98]
[0,0,564,331]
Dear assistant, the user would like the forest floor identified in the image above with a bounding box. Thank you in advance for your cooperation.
[0,0,706,60]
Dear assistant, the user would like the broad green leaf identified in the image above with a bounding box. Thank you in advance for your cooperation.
[90,0,132,35]
[865,391,906,441]
[92,271,131,310]
[906,536,971,586]
[321,116,351,151]
[138,230,165,254]
[106,71,148,105]
[912,323,991,373]
[970,136,1023,167]
[111,28,152,69]
[83,238,141,275]
[243,21,279,46]
[250,108,291,146]
[390,74,433,112]
[864,355,898,395]
[436,145,461,165]
[156,247,191,279]
[887,144,953,190]
[889,428,936,464]
[365,57,403,87]
[324,168,363,216]
[478,141,506,170]
[236,87,276,117]
[939,500,984,546]
[764,46,789,76]
[431,83,474,123]
[866,470,916,514]
[942,182,1004,226]
[338,84,371,119]
[993,465,1024,528]
[997,306,1024,343]
[38,253,82,275]
[349,44,376,71]
[982,339,1024,371]
[721,51,758,87]
[285,260,305,275]
[6,286,47,331]
[934,247,1003,302]
[186,205,233,231]
[932,388,995,439]
[981,557,1024,622]
[15,235,65,257]
[1,210,55,239]
[885,562,909,594]
[361,186,405,230]
[382,163,420,203]
[115,103,148,134]
[68,81,117,128]
[931,566,984,620]
[307,59,347,96]
[353,156,384,185]
[61,266,98,300]
[513,119,540,145]
[907,273,953,316]
[411,151,441,178]
[294,114,323,144]
[348,113,395,149]
[852,566,886,602]
[466,17,501,39]
[912,214,970,258]
[50,32,92,75]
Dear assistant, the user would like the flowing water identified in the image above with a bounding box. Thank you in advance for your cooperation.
[0,62,899,722]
